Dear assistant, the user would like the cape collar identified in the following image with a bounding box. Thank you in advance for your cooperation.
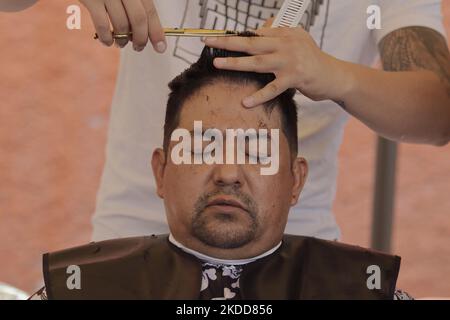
[168,234,282,266]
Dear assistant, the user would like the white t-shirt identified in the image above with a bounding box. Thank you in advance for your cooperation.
[91,0,446,241]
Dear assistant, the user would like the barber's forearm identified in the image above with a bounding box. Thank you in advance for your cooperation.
[336,61,450,146]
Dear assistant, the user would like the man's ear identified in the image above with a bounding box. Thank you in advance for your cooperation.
[290,157,308,206]
[151,148,166,199]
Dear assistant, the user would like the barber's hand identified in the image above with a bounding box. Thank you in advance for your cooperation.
[204,27,349,108]
[79,0,166,53]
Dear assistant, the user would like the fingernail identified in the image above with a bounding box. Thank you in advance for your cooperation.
[155,41,167,53]
[243,97,255,108]
[134,44,144,52]
[214,58,226,67]
[114,41,127,49]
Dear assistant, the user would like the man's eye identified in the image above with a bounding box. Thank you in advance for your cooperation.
[202,148,215,156]
[190,149,203,155]
[246,151,258,159]
[191,148,217,156]
[246,152,269,164]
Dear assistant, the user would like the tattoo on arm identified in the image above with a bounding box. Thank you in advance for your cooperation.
[379,26,450,96]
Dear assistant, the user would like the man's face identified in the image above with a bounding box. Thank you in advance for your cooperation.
[152,81,307,259]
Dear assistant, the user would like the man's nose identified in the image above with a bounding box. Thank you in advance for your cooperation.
[212,164,244,187]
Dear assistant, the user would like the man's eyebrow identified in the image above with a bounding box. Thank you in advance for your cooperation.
[188,128,273,139]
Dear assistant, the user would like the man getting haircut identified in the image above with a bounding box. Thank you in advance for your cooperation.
[31,46,409,300]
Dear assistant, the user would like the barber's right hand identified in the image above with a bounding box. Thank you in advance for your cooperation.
[79,0,166,53]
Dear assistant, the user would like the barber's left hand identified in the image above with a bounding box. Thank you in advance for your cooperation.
[203,27,350,108]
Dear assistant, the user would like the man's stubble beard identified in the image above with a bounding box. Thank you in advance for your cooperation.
[191,186,259,249]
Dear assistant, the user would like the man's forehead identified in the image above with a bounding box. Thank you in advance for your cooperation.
[178,82,282,130]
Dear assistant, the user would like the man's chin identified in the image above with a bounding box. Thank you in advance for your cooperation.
[192,220,256,249]
[197,233,253,249]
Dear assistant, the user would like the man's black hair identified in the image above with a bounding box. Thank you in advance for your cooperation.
[164,45,298,158]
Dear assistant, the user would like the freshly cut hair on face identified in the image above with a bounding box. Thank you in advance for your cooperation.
[164,42,299,158]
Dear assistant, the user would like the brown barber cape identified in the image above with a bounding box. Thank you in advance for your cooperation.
[43,234,400,299]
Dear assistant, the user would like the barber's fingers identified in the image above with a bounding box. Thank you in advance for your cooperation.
[243,78,290,108]
[141,0,166,53]
[213,55,283,73]
[121,0,149,51]
[257,26,307,38]
[105,0,130,47]
[80,0,113,46]
[204,36,280,55]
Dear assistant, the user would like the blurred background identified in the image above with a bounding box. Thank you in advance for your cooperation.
[0,1,449,298]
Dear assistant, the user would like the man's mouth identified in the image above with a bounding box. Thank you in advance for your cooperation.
[205,197,249,213]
